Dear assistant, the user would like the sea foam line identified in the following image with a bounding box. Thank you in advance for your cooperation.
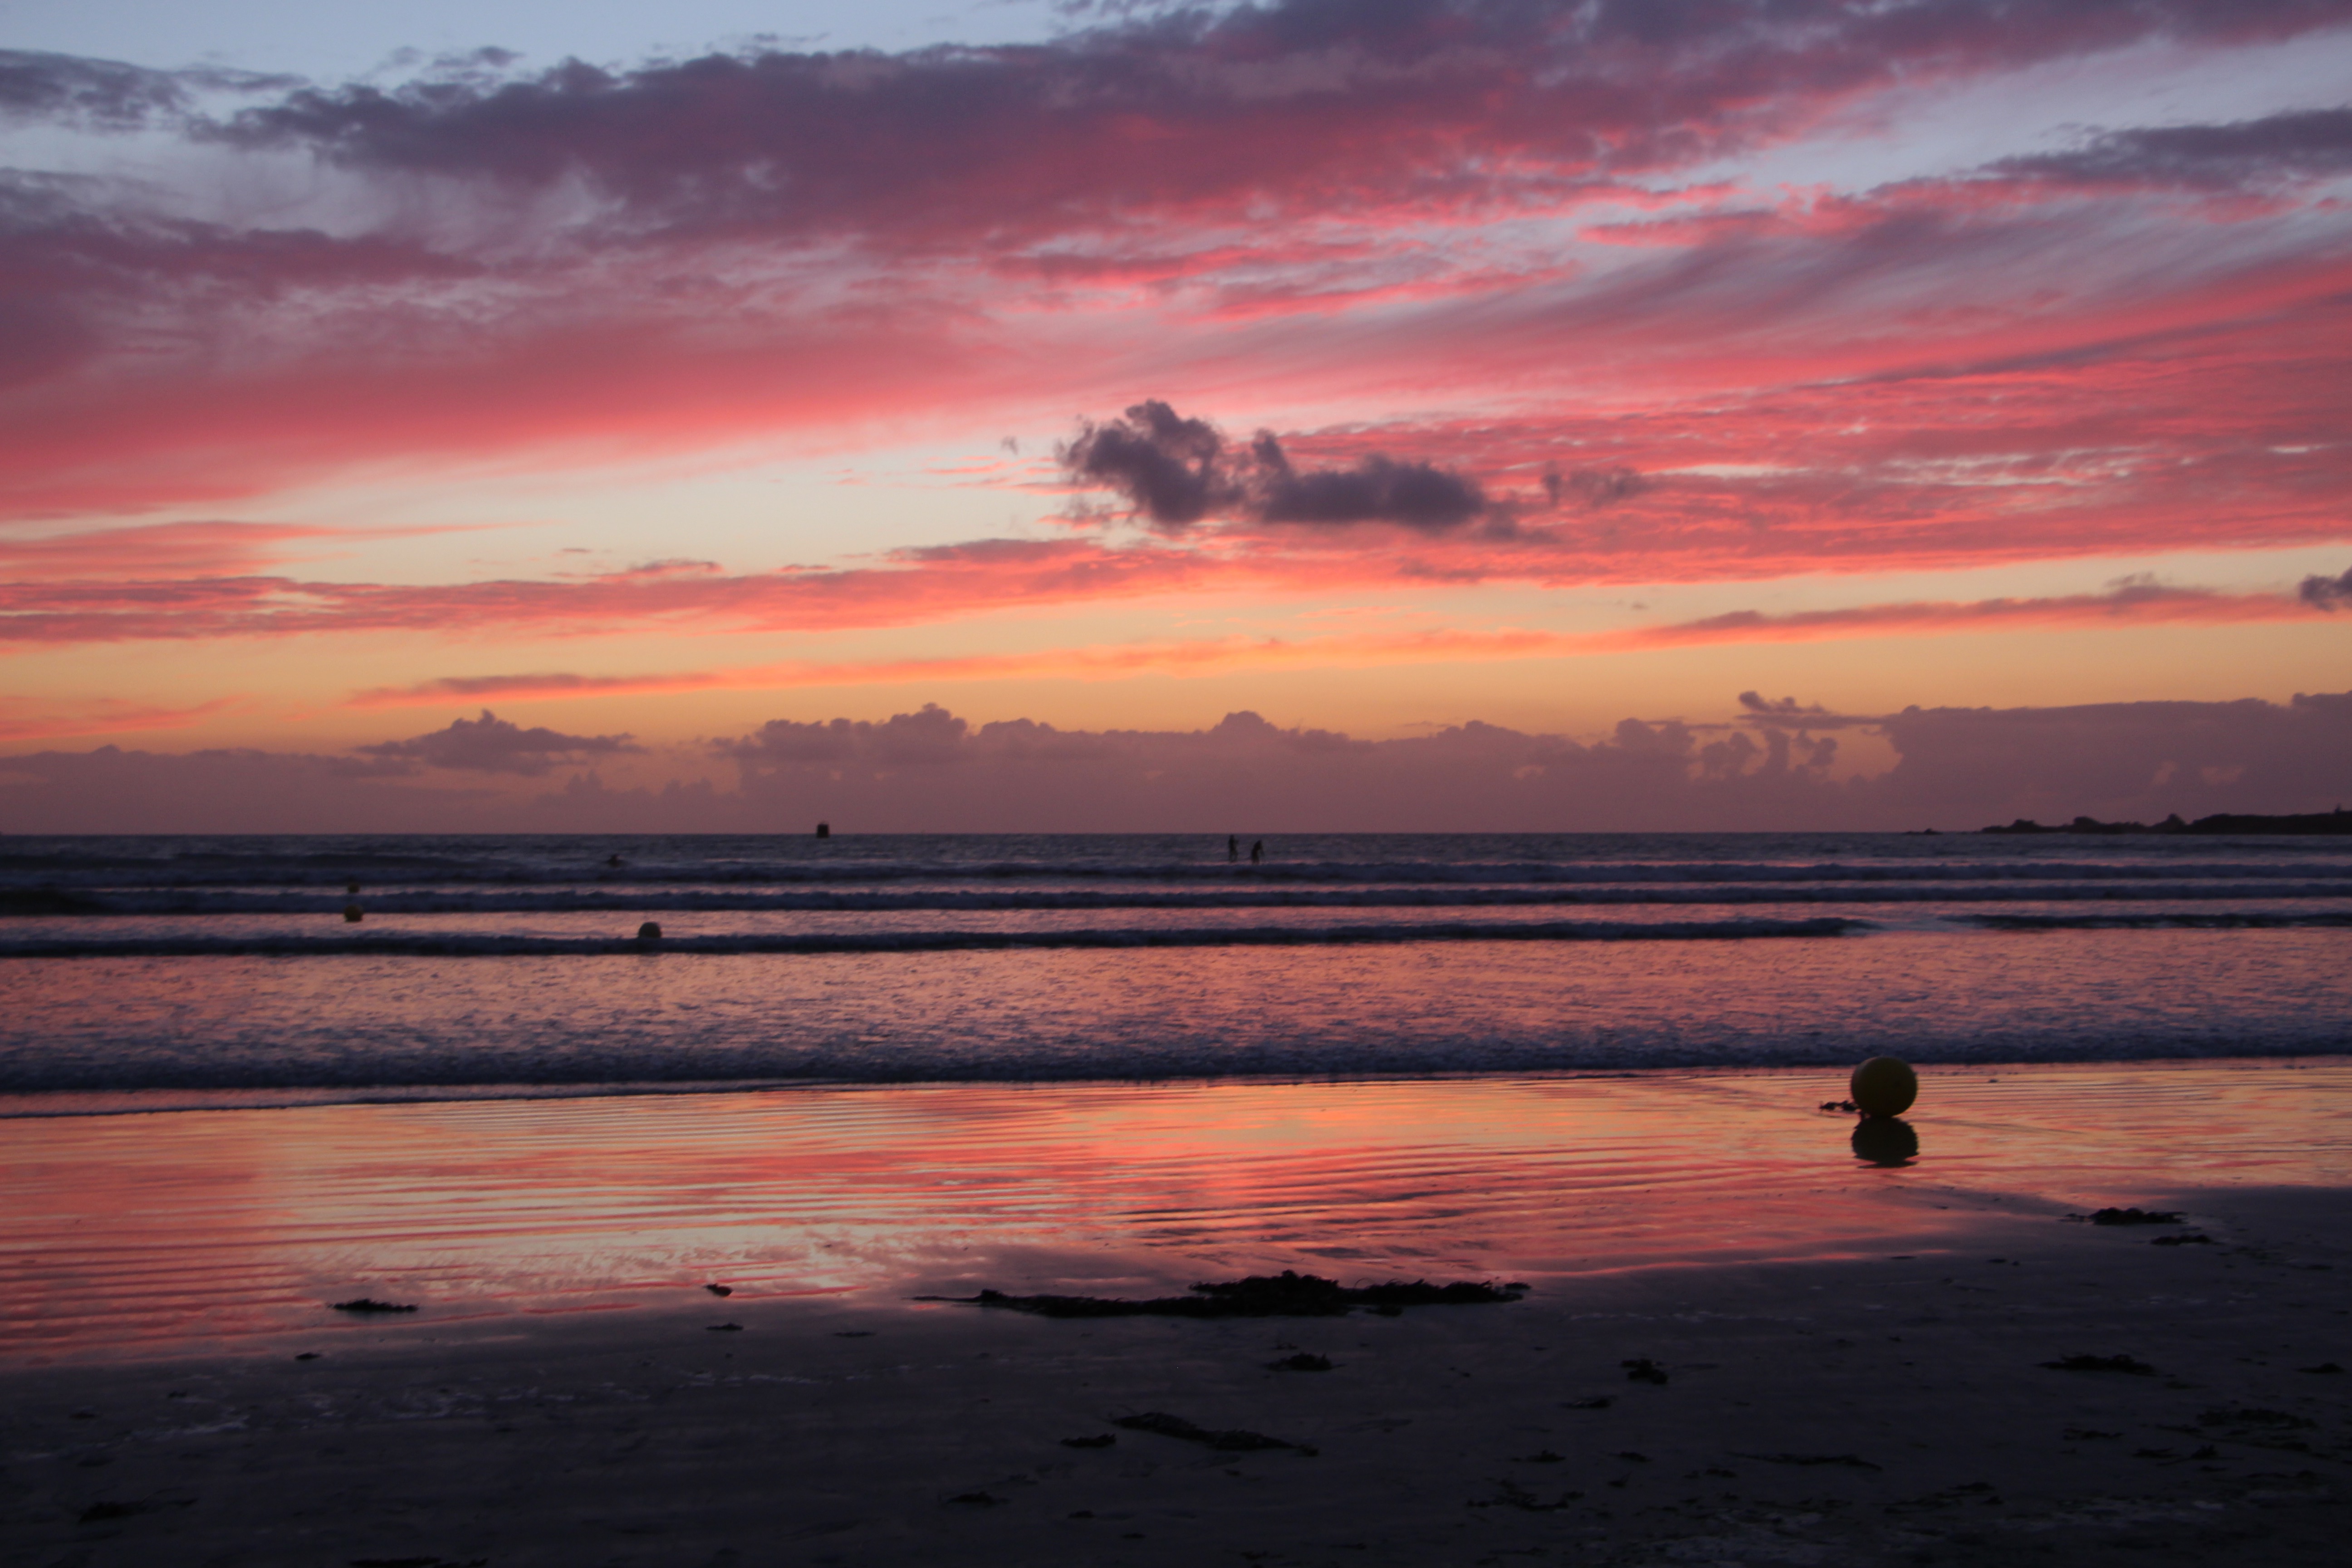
[0,916,1864,959]
[10,880,2352,916]
[11,856,2352,892]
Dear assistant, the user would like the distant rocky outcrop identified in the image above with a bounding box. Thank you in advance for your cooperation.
[1981,808,2352,836]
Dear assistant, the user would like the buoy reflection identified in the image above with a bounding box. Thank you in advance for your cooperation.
[1850,1117,1919,1167]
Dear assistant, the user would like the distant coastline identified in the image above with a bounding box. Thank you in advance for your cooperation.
[1982,807,2352,836]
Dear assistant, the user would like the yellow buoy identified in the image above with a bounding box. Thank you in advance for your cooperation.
[1850,1056,1918,1118]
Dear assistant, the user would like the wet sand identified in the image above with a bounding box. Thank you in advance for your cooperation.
[4,1064,2348,1564]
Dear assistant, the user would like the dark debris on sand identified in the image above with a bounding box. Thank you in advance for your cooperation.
[1269,1352,1334,1372]
[2043,1353,2156,1374]
[79,1497,195,1524]
[2083,1207,2186,1226]
[939,1269,1525,1318]
[1470,1478,1583,1511]
[2199,1406,2317,1431]
[1113,1411,1316,1454]
[327,1299,417,1314]
[1734,1450,1883,1470]
[1622,1357,1669,1384]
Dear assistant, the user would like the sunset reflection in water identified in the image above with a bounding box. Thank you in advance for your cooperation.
[5,1061,2346,1360]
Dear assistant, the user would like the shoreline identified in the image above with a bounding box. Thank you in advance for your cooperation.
[7,1182,2345,1565]
[6,1047,2348,1122]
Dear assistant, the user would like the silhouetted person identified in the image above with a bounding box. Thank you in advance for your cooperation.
[1250,840,1264,864]
[1228,835,1239,862]
[607,853,623,867]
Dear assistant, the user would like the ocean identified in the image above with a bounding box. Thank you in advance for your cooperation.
[4,830,2347,1116]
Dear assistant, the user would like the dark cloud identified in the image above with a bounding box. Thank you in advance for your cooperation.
[1251,434,1488,531]
[0,165,481,405]
[1989,108,2352,191]
[1544,467,1646,508]
[1062,401,1487,533]
[1062,400,1235,527]
[0,50,188,129]
[165,0,2344,243]
[1737,691,1828,716]
[2298,566,2352,609]
[0,49,299,130]
[358,709,641,775]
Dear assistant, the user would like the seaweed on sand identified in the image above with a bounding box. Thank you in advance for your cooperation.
[2041,1353,2156,1374]
[932,1269,1526,1319]
[1112,1412,1315,1454]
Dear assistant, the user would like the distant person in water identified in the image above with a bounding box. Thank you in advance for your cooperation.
[1228,835,1239,863]
[607,853,623,867]
[1250,840,1264,864]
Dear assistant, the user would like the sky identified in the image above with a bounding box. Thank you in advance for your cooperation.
[2,0,2349,831]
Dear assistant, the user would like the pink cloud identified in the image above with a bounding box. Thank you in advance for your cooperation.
[338,578,2333,707]
[6,438,2348,649]
[0,539,1270,644]
[0,1,2345,537]
[0,696,238,743]
[0,522,336,578]
[197,3,2337,247]
[0,519,494,578]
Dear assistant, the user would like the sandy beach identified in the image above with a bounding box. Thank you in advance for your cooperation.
[5,1063,2348,1566]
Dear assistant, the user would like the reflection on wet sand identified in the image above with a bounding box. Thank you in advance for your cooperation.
[2,1060,2345,1361]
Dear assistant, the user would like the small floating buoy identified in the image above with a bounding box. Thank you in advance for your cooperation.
[345,880,359,894]
[1850,1056,1918,1118]
[637,921,662,941]
[343,903,363,923]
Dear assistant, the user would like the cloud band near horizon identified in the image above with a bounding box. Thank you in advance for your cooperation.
[3,687,2346,834]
